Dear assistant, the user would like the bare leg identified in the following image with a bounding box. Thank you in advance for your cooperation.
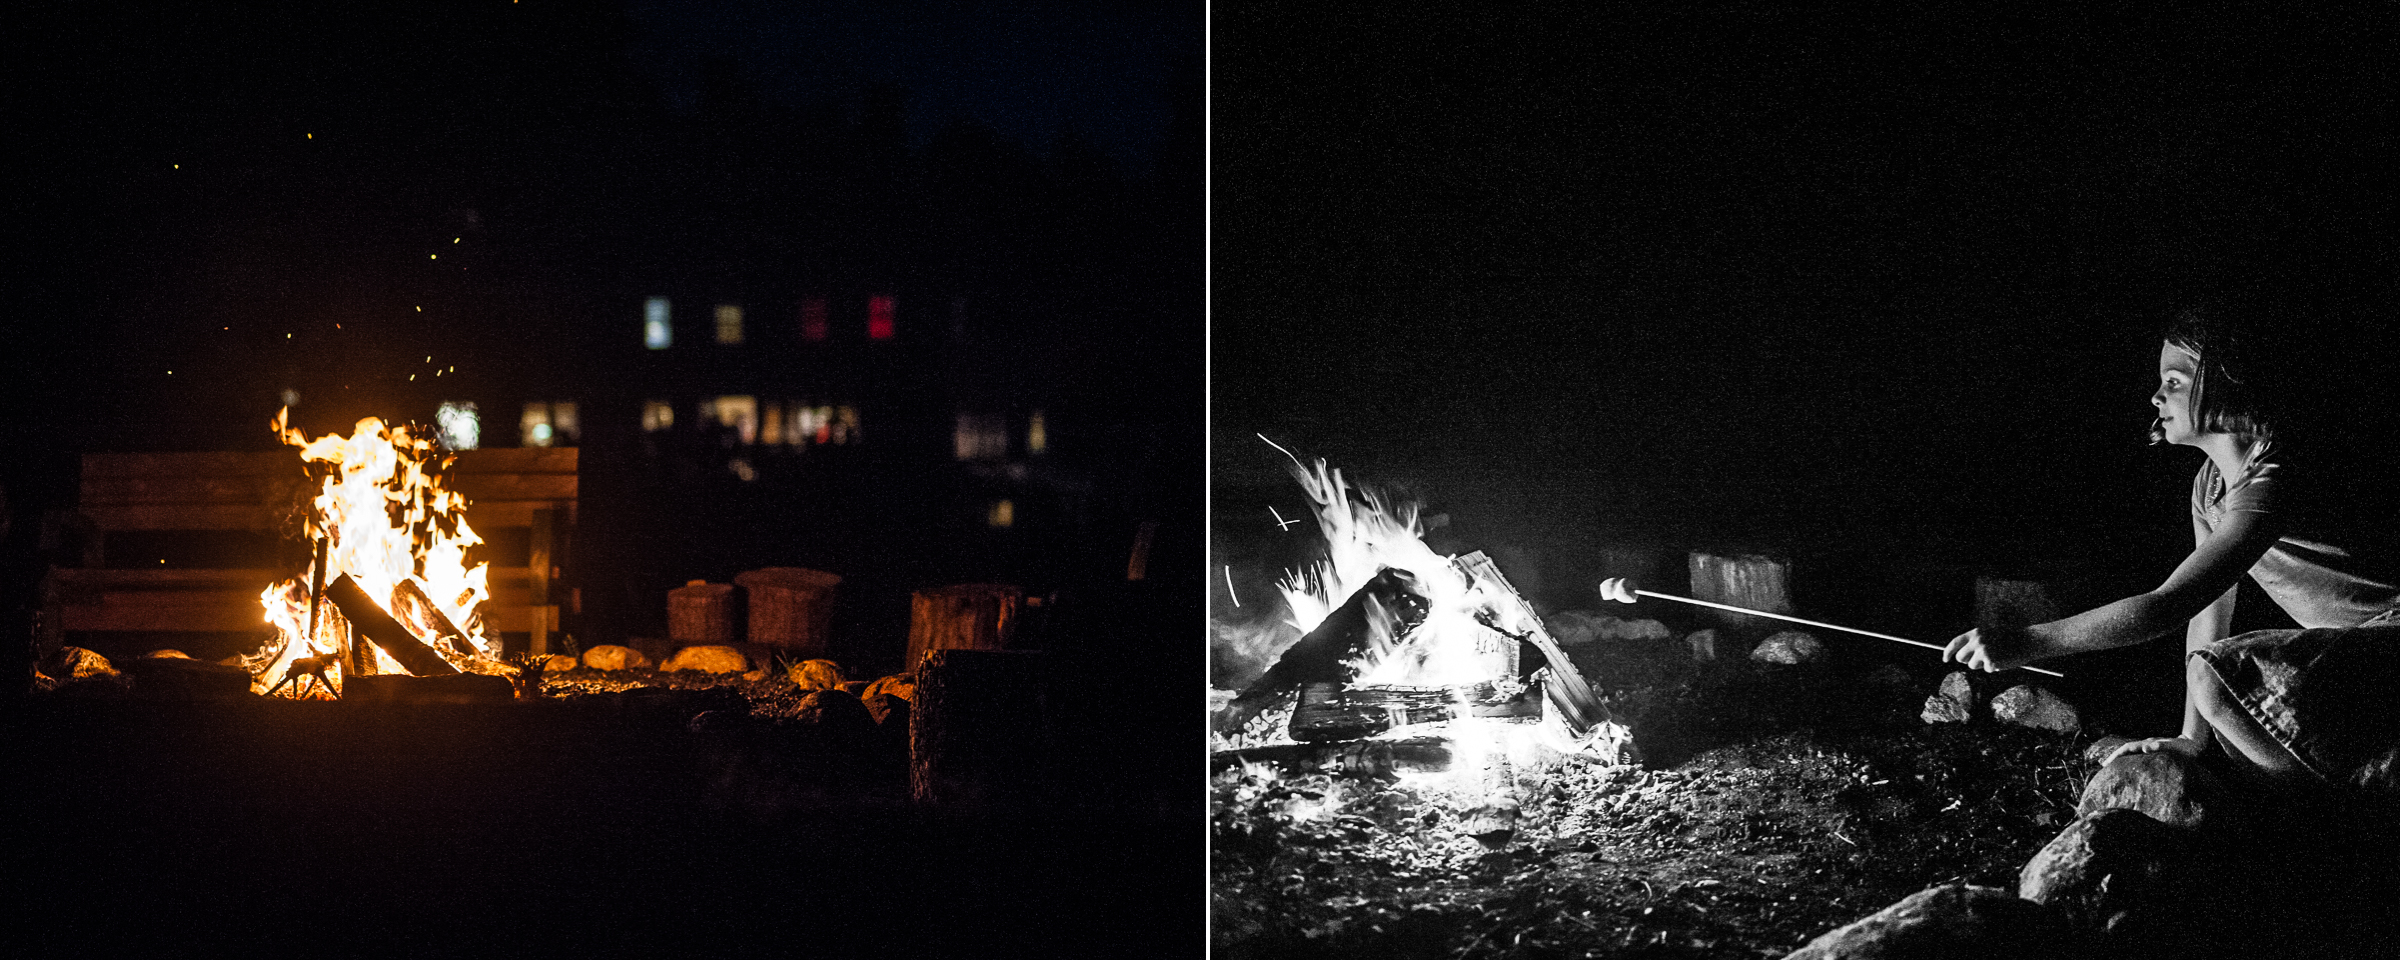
[2190,655,2314,787]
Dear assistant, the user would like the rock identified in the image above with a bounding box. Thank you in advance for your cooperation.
[787,658,844,691]
[661,644,749,674]
[1685,628,1720,662]
[1922,671,1975,724]
[2082,736,2131,764]
[1784,883,2082,959]
[1606,618,1672,641]
[42,646,118,680]
[741,668,770,682]
[581,645,652,671]
[1991,684,2080,734]
[1750,630,1827,665]
[542,654,581,673]
[863,692,911,726]
[2020,808,2189,937]
[862,673,917,702]
[792,688,876,739]
[143,649,191,659]
[2078,750,2227,830]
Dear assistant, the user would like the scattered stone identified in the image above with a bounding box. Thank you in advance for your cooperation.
[1458,797,1520,849]
[1686,628,1720,662]
[42,646,118,680]
[1783,882,2083,959]
[1750,631,1827,665]
[2020,808,2189,937]
[143,649,191,659]
[2078,750,2226,830]
[1991,684,2080,734]
[862,673,917,702]
[661,644,749,674]
[788,658,844,691]
[542,654,581,673]
[1922,671,1975,725]
[581,645,652,671]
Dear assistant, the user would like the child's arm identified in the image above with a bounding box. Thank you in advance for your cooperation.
[1946,507,2282,670]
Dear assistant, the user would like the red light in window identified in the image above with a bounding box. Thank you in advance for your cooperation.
[868,295,895,340]
[802,298,828,342]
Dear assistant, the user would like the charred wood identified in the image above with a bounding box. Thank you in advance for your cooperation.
[323,574,459,676]
[1210,738,1453,777]
[1216,567,1431,734]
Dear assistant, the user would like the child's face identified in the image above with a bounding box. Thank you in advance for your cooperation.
[2153,342,2202,445]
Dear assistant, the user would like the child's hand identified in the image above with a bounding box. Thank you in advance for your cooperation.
[1943,625,2035,672]
[2102,736,2205,766]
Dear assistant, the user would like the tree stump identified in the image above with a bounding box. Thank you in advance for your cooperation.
[905,583,1022,670]
[910,649,1049,807]
[1687,551,1792,628]
[668,581,738,645]
[735,567,840,659]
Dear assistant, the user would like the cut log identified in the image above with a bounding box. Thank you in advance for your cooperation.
[1210,738,1453,777]
[1455,551,1607,739]
[736,567,841,658]
[905,583,1022,669]
[323,574,458,676]
[910,649,1049,806]
[669,581,738,644]
[390,577,480,660]
[1215,567,1432,735]
[1687,550,1794,627]
[1286,681,1525,742]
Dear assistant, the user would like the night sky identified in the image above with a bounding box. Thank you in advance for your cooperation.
[1213,6,2396,601]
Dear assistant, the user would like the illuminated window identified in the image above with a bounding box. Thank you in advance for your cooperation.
[835,405,860,444]
[954,412,1007,461]
[760,402,785,445]
[811,405,833,444]
[988,499,1015,528]
[550,401,580,444]
[1027,410,1047,455]
[641,400,675,433]
[868,295,895,340]
[521,403,554,448]
[436,401,481,451]
[644,298,672,349]
[713,395,759,444]
[714,304,744,344]
[801,298,828,342]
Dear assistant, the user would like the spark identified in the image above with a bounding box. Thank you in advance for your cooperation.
[172,164,179,169]
[416,306,422,312]
[453,237,460,243]
[306,133,312,139]
[1225,567,1241,607]
[1257,433,1304,471]
[425,356,431,363]
[430,254,437,260]
[1269,505,1298,531]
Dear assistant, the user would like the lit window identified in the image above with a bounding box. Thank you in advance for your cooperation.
[868,295,895,340]
[812,405,834,444]
[989,500,1015,528]
[713,395,758,445]
[644,298,672,349]
[714,304,744,344]
[835,405,860,444]
[550,401,579,444]
[761,402,785,445]
[436,401,481,451]
[641,400,675,433]
[802,298,828,342]
[521,403,554,448]
[954,412,1007,461]
[1027,410,1046,455]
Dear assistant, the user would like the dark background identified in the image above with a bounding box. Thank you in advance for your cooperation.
[1211,5,2396,708]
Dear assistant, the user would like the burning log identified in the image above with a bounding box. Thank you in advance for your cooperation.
[1455,551,1610,740]
[1216,566,1431,735]
[1285,681,1530,742]
[390,577,480,660]
[1210,738,1452,777]
[323,573,459,676]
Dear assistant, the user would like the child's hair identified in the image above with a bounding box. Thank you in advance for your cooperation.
[2155,301,2277,446]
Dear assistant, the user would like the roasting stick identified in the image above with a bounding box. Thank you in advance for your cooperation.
[1597,578,2064,678]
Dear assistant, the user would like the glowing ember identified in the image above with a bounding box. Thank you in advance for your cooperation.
[251,408,498,695]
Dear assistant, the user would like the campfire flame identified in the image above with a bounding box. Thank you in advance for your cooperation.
[251,408,496,695]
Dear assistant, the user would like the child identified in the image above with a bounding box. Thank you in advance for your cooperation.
[1944,303,2400,790]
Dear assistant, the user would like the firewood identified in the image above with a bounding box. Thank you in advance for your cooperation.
[323,574,459,676]
[1455,551,1608,738]
[1215,567,1432,735]
[1209,738,1453,777]
[390,577,479,660]
[1285,681,1526,742]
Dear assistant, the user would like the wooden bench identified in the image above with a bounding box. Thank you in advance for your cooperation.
[49,448,577,661]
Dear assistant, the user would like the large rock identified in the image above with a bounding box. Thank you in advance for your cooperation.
[787,658,845,691]
[862,673,917,702]
[661,644,750,674]
[1784,883,2083,959]
[1921,671,1975,724]
[1751,630,1827,665]
[2020,808,2190,938]
[42,646,118,680]
[542,654,581,673]
[581,644,652,671]
[2078,750,2227,831]
[1990,684,2080,734]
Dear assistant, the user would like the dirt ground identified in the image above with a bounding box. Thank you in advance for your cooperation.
[1211,655,2097,959]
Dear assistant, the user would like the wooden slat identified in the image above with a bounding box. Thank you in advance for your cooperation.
[452,448,579,474]
[64,602,270,633]
[81,452,293,479]
[449,473,578,501]
[85,503,279,531]
[56,568,282,589]
[81,475,305,505]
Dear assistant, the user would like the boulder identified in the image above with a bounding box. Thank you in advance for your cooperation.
[143,649,192,659]
[862,673,917,702]
[661,644,749,674]
[1783,883,2083,959]
[840,680,871,696]
[42,646,118,680]
[542,654,581,673]
[2078,750,2227,831]
[2019,808,2190,938]
[787,658,845,691]
[1750,630,1827,665]
[1991,684,2080,734]
[1685,628,1721,662]
[581,644,652,671]
[1921,671,1975,724]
